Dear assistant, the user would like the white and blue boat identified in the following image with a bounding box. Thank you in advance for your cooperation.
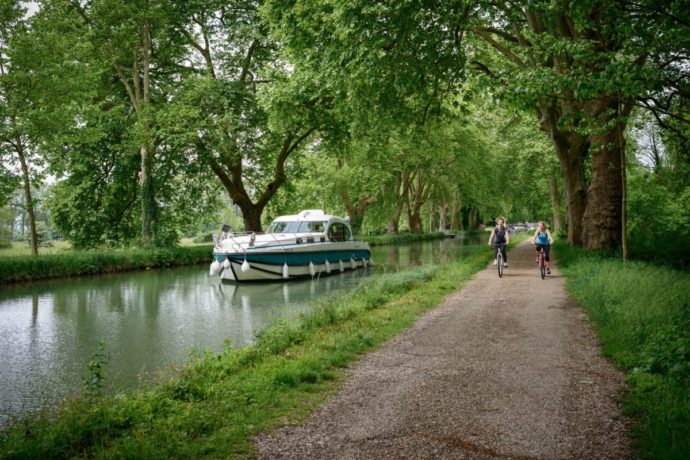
[209,210,372,282]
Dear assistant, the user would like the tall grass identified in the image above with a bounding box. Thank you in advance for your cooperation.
[0,245,213,284]
[0,246,495,459]
[556,242,690,459]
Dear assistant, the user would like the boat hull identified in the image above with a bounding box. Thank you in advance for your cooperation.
[213,242,371,282]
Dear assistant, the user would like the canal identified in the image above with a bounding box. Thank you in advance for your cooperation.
[0,236,483,426]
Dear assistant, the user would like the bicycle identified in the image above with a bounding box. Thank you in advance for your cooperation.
[495,243,506,278]
[537,246,546,279]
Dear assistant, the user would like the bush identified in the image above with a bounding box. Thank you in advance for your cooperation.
[192,232,213,244]
[627,173,690,268]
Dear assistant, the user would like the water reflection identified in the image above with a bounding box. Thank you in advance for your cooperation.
[0,236,483,426]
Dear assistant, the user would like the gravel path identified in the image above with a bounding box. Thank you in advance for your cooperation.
[256,241,631,459]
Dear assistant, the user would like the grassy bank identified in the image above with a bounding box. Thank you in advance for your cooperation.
[0,245,497,459]
[0,245,213,284]
[364,231,451,246]
[555,242,690,459]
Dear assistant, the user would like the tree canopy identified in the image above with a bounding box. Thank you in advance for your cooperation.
[0,0,687,261]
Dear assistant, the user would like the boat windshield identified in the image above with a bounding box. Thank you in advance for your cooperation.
[267,221,327,233]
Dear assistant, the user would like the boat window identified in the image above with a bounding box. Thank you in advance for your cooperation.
[267,221,301,233]
[298,221,327,233]
[327,223,352,242]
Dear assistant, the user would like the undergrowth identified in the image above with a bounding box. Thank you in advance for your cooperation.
[0,245,495,459]
[555,242,690,459]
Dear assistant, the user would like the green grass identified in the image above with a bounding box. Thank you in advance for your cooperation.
[555,242,690,459]
[364,231,449,246]
[0,245,498,459]
[0,240,73,256]
[0,245,213,284]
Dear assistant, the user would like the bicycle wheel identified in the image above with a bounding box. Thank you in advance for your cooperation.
[497,251,504,278]
[539,251,546,279]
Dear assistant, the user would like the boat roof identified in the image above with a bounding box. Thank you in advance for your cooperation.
[272,209,350,224]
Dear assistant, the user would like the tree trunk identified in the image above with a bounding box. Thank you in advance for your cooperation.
[139,144,156,246]
[386,219,400,234]
[468,207,478,229]
[439,202,449,232]
[428,202,436,233]
[240,204,263,233]
[548,175,563,233]
[17,139,38,256]
[581,137,622,250]
[558,149,587,245]
[138,16,157,246]
[409,212,423,233]
[449,193,461,231]
[341,191,375,236]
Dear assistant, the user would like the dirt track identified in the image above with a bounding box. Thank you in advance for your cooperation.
[256,241,630,459]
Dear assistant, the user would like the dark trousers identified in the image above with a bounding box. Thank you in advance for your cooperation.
[535,244,550,262]
[494,244,507,262]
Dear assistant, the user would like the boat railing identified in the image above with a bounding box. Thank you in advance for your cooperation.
[214,231,332,253]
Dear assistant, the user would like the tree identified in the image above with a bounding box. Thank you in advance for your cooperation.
[469,0,690,249]
[160,0,326,232]
[1,1,44,255]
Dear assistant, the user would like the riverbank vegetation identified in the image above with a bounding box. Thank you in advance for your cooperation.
[0,246,494,459]
[556,243,690,459]
[0,245,212,284]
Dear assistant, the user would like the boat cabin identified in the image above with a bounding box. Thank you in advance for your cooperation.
[267,210,353,242]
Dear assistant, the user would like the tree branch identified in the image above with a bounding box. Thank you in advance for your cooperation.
[472,28,526,67]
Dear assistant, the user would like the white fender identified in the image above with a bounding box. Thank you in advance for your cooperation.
[309,261,316,277]
[350,258,357,270]
[283,262,289,279]
[210,260,221,276]
[241,259,251,272]
[368,257,374,266]
[339,260,345,272]
[325,260,331,273]
[222,258,231,269]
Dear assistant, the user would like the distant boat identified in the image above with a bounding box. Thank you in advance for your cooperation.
[209,210,372,282]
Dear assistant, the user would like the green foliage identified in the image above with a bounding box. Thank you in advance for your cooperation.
[0,246,494,459]
[83,342,110,400]
[0,206,12,247]
[627,171,690,268]
[0,245,213,284]
[557,242,690,458]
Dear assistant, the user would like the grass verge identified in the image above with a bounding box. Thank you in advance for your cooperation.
[364,231,449,246]
[0,245,497,459]
[0,245,213,284]
[555,242,690,459]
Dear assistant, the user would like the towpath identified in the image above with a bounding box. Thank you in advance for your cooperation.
[257,241,630,459]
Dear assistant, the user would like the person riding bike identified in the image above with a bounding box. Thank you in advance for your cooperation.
[488,217,510,267]
[531,221,554,274]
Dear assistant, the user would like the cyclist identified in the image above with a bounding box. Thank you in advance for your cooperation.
[531,221,554,274]
[488,217,510,267]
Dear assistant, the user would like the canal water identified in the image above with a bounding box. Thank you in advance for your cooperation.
[0,236,483,426]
